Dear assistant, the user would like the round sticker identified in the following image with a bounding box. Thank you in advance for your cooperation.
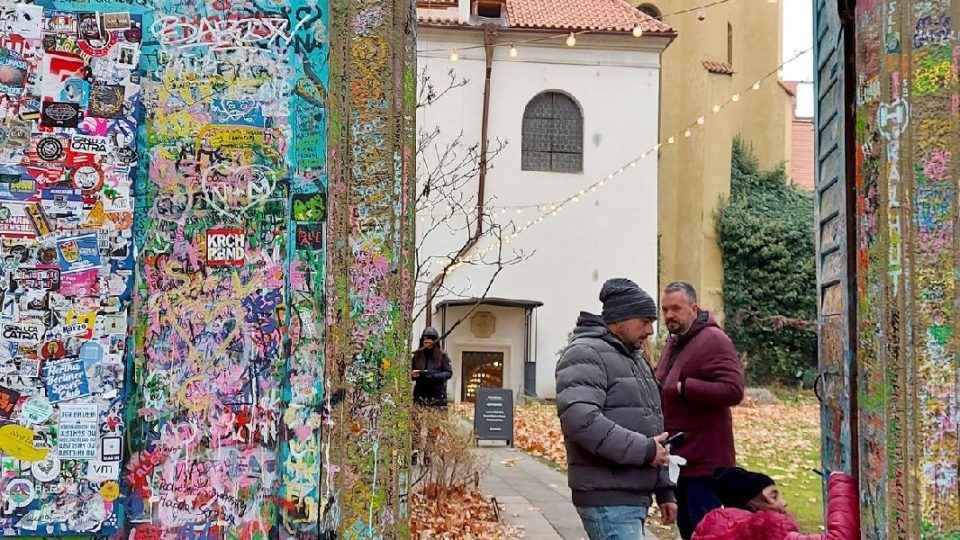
[37,137,63,162]
[71,165,103,191]
[77,34,115,57]
[38,247,58,265]
[124,26,142,43]
[40,341,66,361]
[31,456,61,482]
[115,146,137,164]
[100,481,120,501]
[20,396,53,424]
[5,479,35,508]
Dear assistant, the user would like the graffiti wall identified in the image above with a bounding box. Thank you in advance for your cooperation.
[322,0,416,536]
[0,0,414,535]
[843,0,960,536]
[0,3,141,534]
[128,1,330,537]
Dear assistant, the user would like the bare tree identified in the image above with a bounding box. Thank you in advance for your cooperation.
[413,66,527,337]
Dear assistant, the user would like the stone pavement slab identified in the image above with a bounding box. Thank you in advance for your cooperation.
[476,444,660,539]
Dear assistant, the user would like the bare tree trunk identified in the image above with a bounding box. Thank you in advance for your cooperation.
[323,0,416,536]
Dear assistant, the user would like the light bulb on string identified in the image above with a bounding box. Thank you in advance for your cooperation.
[428,48,814,268]
[509,44,519,57]
[449,49,459,61]
[566,33,577,47]
[697,8,706,20]
[633,26,643,37]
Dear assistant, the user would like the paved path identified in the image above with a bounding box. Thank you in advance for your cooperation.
[476,444,660,539]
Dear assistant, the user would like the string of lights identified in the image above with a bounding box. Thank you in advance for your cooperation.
[423,46,813,273]
[417,0,778,56]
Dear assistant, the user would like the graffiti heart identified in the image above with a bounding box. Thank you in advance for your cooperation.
[201,164,279,221]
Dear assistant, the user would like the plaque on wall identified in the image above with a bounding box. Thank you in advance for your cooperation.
[470,310,496,338]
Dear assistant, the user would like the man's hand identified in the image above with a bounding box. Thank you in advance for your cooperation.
[676,381,682,394]
[659,502,677,525]
[650,432,670,467]
[412,370,421,379]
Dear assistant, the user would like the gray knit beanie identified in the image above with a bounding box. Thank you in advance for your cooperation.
[599,278,658,324]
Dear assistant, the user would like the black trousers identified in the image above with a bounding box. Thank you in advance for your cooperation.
[676,475,723,539]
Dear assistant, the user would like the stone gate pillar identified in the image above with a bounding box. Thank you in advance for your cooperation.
[323,0,416,537]
[816,0,960,537]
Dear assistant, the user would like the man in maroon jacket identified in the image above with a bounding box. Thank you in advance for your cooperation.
[655,281,745,539]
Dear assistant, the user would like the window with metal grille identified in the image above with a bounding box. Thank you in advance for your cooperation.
[521,92,583,173]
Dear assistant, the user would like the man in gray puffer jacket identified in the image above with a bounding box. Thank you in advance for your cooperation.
[556,278,677,539]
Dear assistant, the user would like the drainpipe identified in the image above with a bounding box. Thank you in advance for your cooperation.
[425,24,497,327]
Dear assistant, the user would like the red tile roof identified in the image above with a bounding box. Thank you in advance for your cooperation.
[791,118,815,190]
[506,0,675,34]
[418,14,464,26]
[416,0,676,35]
[702,60,734,75]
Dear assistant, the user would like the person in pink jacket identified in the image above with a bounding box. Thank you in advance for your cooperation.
[691,467,860,540]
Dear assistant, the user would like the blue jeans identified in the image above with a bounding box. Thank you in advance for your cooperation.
[576,505,648,540]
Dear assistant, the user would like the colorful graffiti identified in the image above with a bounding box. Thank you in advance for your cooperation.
[0,3,140,534]
[847,0,960,536]
[0,0,414,535]
[322,0,415,536]
[127,0,330,537]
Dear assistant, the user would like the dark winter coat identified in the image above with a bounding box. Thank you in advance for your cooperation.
[412,341,453,408]
[692,473,860,540]
[655,311,745,478]
[555,312,675,508]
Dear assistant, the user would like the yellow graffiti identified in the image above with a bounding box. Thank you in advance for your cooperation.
[913,60,954,95]
[195,125,283,162]
[351,36,387,79]
[152,108,207,140]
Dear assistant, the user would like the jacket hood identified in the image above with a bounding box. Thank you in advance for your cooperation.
[572,312,607,335]
[570,312,634,354]
[672,310,719,345]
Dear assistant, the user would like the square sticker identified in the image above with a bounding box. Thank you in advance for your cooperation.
[100,436,121,461]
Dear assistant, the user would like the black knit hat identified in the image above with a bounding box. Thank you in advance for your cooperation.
[714,467,776,510]
[421,327,440,340]
[599,278,658,324]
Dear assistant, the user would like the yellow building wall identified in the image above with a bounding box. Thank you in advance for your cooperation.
[634,0,790,320]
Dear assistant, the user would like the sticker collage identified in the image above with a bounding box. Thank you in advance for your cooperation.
[0,3,140,535]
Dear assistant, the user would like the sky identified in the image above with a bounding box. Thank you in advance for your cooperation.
[781,0,814,117]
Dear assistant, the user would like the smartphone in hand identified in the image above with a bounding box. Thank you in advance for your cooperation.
[664,432,685,451]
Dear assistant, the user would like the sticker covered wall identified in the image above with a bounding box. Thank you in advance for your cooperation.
[0,0,415,536]
[0,3,141,535]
